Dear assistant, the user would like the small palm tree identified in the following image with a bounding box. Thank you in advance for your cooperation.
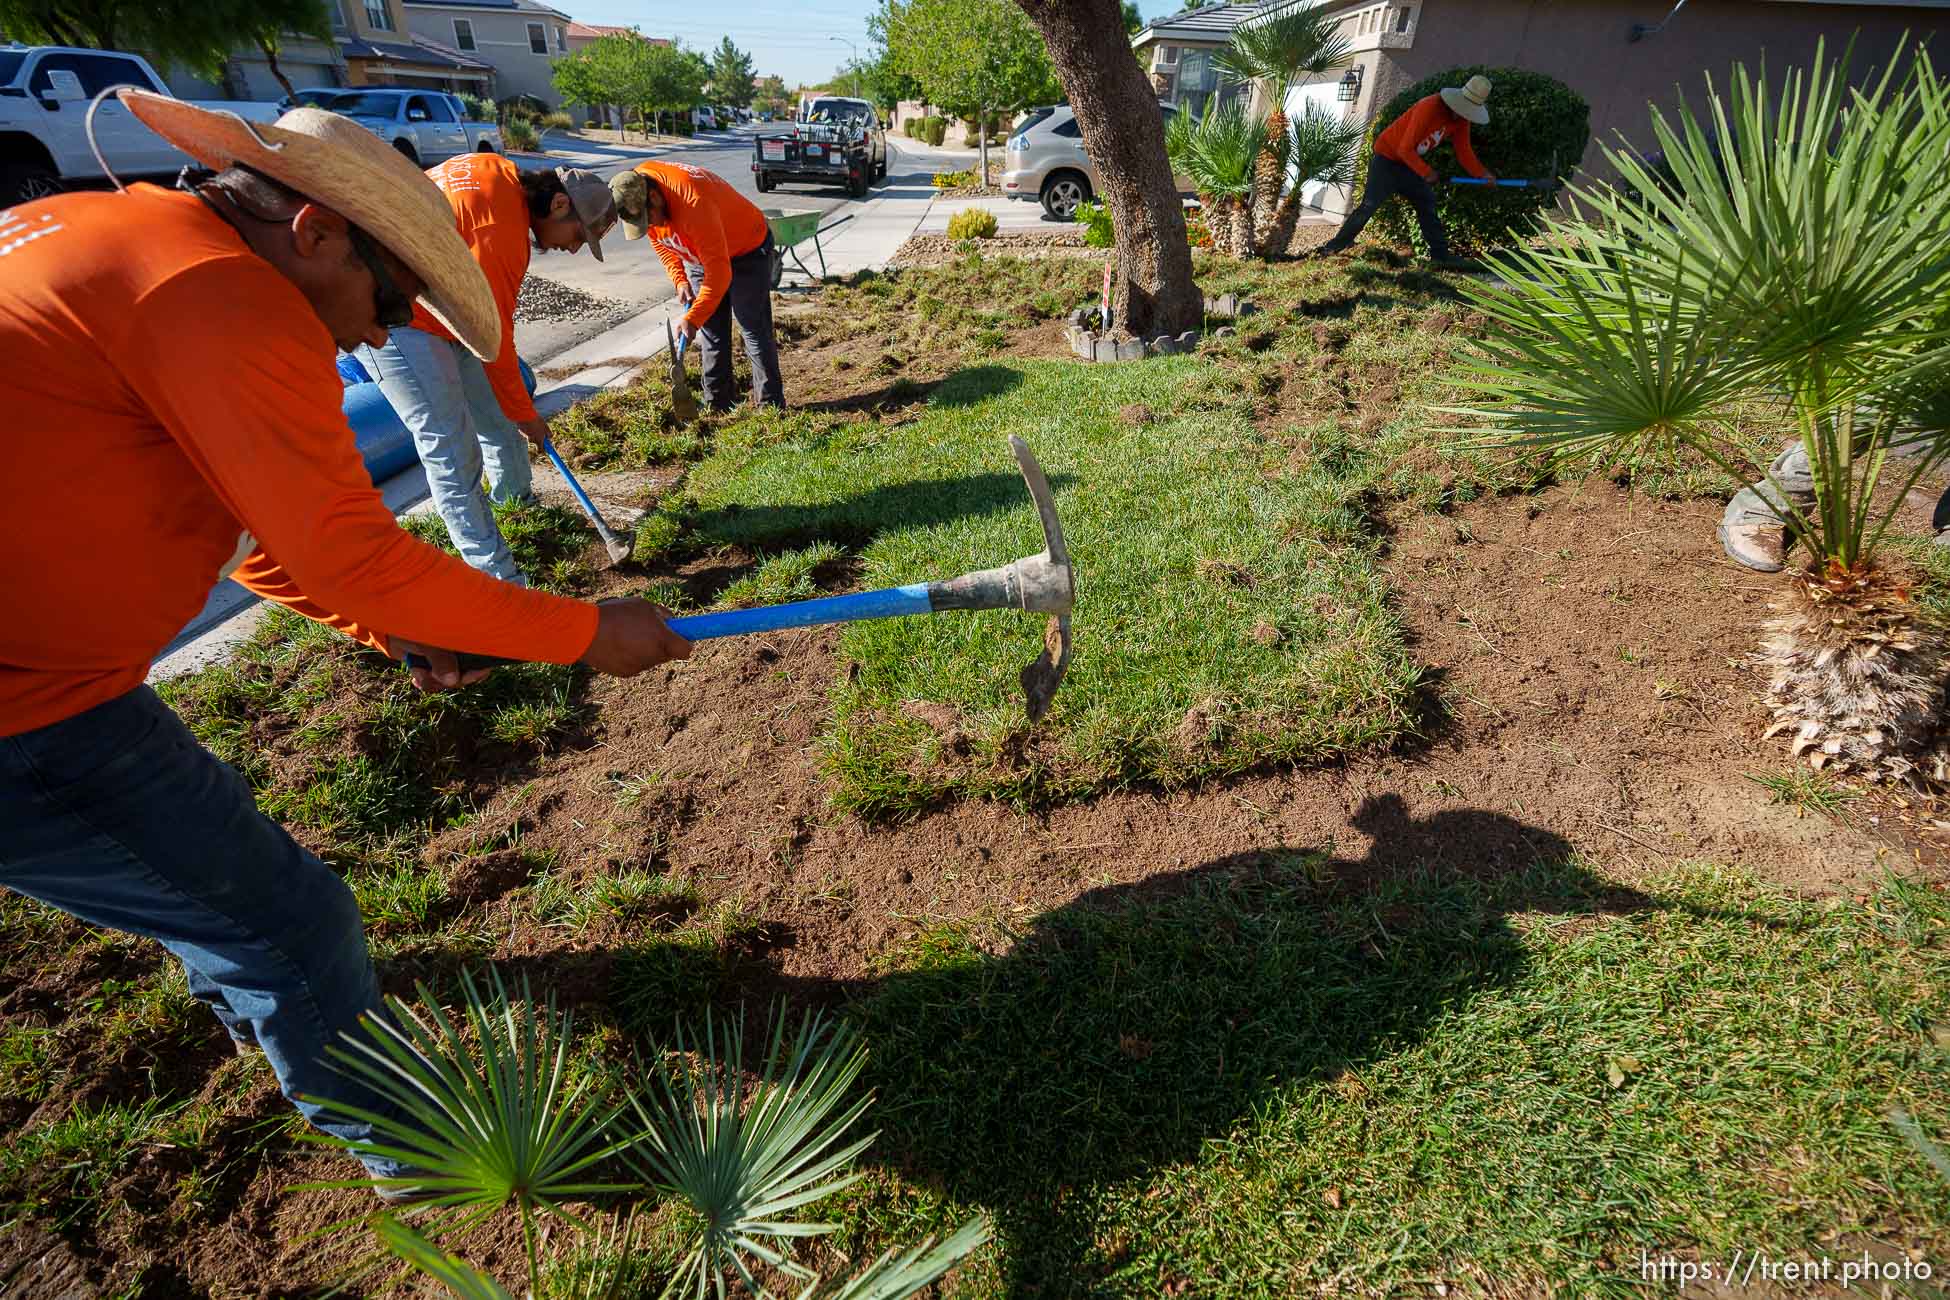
[1216,6,1351,251]
[1271,103,1365,254]
[1453,43,1950,779]
[1167,101,1279,258]
[321,977,989,1298]
[307,969,636,1292]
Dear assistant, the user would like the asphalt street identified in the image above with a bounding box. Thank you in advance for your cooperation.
[514,124,858,361]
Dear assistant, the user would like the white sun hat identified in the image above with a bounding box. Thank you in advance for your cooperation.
[1440,75,1492,126]
[116,91,501,360]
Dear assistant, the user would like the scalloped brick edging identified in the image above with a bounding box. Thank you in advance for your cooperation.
[1064,293,1258,363]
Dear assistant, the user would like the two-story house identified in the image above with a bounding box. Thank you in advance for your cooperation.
[163,0,493,102]
[403,0,575,109]
[1130,3,1269,116]
[1235,0,1949,217]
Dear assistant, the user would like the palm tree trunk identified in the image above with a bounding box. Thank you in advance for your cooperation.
[1229,193,1256,257]
[1253,108,1288,249]
[1259,192,1303,257]
[1205,196,1234,256]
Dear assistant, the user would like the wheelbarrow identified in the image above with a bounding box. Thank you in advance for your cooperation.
[764,208,854,288]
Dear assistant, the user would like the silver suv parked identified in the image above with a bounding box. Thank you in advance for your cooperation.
[1002,102,1178,219]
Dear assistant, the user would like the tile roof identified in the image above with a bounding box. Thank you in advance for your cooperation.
[1134,1,1271,43]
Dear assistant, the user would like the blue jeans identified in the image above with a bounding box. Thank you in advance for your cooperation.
[359,325,533,584]
[0,687,408,1176]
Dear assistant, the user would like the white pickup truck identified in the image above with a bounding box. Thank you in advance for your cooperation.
[325,88,502,167]
[0,45,282,206]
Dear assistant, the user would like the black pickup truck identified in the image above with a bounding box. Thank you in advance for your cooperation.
[751,96,886,199]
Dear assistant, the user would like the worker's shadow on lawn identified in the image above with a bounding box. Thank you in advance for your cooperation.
[686,465,1077,556]
[795,363,1026,417]
[799,796,1652,1296]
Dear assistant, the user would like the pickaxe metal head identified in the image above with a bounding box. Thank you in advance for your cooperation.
[925,436,1075,721]
[1007,435,1073,722]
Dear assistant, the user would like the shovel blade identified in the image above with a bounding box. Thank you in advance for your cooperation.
[1019,615,1072,722]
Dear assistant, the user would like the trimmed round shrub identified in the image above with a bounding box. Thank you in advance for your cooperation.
[1361,66,1589,257]
[946,207,999,239]
[921,115,947,146]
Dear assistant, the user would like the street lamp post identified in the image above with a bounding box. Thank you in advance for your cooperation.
[829,35,860,99]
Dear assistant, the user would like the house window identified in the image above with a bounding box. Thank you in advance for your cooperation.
[364,0,393,31]
[452,19,475,50]
[1394,6,1413,32]
[528,22,548,54]
[329,0,348,32]
[1157,45,1179,67]
[554,25,567,52]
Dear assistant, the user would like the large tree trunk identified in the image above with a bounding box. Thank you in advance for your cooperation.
[1014,0,1201,338]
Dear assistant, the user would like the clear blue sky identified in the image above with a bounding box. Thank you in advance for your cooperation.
[565,0,1185,91]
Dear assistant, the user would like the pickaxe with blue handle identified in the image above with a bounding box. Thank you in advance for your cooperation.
[407,435,1077,721]
[1447,176,1555,190]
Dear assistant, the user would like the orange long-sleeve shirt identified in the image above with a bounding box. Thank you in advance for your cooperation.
[0,186,599,738]
[632,162,770,333]
[1374,94,1488,181]
[408,152,538,424]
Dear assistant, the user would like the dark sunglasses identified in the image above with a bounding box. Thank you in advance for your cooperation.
[346,225,416,331]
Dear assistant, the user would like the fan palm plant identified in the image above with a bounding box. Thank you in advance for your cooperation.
[623,1005,878,1297]
[1452,43,1950,779]
[1269,103,1366,255]
[1215,6,1351,250]
[1167,100,1278,257]
[307,969,637,1293]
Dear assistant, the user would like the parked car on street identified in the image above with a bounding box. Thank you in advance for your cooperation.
[282,87,347,111]
[0,45,282,206]
[1003,102,1181,219]
[694,105,718,130]
[327,89,501,165]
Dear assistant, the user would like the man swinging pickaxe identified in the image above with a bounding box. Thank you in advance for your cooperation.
[409,436,1076,720]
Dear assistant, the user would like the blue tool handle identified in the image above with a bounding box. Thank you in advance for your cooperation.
[1448,176,1538,188]
[667,583,932,640]
[402,583,935,673]
[541,438,608,532]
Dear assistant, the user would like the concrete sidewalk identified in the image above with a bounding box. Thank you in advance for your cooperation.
[150,135,965,681]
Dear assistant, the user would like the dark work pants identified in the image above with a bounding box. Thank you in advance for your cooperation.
[684,234,785,412]
[1320,155,1450,261]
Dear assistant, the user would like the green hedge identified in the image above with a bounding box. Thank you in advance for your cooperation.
[920,115,947,146]
[1361,66,1589,257]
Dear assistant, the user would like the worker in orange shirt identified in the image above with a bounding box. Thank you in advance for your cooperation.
[359,155,615,584]
[609,162,785,412]
[1317,75,1496,265]
[0,99,687,1198]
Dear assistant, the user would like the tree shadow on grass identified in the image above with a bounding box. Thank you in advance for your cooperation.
[780,798,1655,1296]
[689,467,1077,553]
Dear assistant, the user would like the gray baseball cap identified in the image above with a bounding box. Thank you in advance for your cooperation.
[555,165,613,261]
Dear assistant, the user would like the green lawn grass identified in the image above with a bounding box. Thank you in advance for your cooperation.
[676,357,1423,816]
[829,863,1950,1297]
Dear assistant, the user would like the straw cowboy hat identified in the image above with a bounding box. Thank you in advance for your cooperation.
[1440,75,1492,126]
[117,90,500,360]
